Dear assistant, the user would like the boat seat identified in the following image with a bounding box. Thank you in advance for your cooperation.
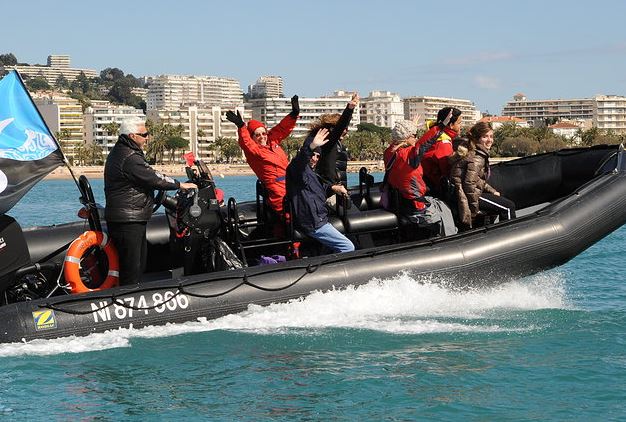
[343,208,398,233]
[516,202,551,217]
[356,167,383,210]
[336,193,398,234]
[227,191,291,267]
[291,216,345,241]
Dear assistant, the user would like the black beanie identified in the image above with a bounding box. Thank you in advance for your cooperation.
[437,107,462,126]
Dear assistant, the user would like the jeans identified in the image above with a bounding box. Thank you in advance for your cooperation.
[308,223,355,253]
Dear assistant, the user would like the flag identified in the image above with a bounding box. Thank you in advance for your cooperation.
[0,71,64,214]
[183,151,196,167]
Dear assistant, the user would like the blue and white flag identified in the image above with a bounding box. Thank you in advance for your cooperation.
[0,71,64,214]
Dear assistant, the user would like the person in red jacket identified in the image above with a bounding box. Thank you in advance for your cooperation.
[419,107,463,198]
[225,95,300,215]
[383,119,457,236]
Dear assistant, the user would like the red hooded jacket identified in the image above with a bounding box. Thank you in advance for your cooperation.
[383,143,428,211]
[237,114,297,214]
[419,126,458,194]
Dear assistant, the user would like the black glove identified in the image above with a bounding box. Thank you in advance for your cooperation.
[290,95,300,117]
[226,110,245,128]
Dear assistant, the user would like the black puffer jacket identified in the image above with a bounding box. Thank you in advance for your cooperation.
[104,135,180,222]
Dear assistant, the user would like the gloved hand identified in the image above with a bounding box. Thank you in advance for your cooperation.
[225,110,245,128]
[290,95,300,117]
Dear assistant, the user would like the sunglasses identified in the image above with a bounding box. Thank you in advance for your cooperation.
[135,131,150,138]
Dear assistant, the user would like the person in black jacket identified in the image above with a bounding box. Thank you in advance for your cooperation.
[315,93,359,186]
[286,128,354,253]
[104,117,197,285]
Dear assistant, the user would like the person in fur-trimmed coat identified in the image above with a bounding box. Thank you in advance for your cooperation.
[449,121,516,229]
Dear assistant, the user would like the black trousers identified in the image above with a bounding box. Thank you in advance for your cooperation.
[107,221,147,285]
[479,193,516,222]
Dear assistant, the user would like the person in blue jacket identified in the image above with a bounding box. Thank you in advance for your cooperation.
[286,128,355,253]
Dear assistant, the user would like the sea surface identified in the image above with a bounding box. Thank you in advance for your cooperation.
[2,176,625,420]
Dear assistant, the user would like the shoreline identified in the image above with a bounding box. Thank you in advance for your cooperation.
[45,161,387,180]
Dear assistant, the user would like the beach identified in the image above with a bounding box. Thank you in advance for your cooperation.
[45,161,387,179]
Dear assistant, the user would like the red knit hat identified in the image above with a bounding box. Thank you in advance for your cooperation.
[247,120,266,136]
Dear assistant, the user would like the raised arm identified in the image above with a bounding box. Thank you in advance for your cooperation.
[288,128,330,186]
[226,110,260,154]
[267,95,299,144]
[318,93,359,183]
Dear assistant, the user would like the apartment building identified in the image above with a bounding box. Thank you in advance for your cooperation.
[359,91,404,128]
[593,95,626,134]
[83,101,146,155]
[548,121,582,142]
[403,96,481,127]
[248,76,284,99]
[479,116,530,129]
[4,54,98,85]
[247,92,361,138]
[502,93,594,123]
[146,75,244,110]
[147,106,251,162]
[33,94,84,160]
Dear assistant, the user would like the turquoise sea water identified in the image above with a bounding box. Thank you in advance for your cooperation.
[2,176,625,420]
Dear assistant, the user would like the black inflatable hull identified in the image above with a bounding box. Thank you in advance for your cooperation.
[2,145,626,343]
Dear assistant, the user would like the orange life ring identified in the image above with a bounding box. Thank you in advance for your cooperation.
[64,231,119,294]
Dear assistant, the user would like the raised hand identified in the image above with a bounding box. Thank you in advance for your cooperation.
[348,92,360,109]
[225,110,244,128]
[290,95,300,117]
[310,128,330,150]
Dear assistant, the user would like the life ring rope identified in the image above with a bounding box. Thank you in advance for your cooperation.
[63,231,120,294]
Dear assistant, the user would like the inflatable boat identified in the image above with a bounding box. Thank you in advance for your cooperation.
[0,144,625,343]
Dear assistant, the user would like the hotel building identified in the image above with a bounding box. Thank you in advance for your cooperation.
[248,76,284,99]
[403,96,481,127]
[146,75,244,110]
[502,93,594,123]
[4,55,98,85]
[147,106,252,162]
[83,101,146,155]
[33,94,84,161]
[593,95,626,134]
[359,91,404,129]
[247,91,361,138]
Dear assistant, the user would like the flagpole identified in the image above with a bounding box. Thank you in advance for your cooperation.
[13,70,80,191]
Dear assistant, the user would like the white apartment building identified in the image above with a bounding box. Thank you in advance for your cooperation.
[147,106,251,162]
[83,102,146,155]
[359,91,404,128]
[131,87,149,101]
[479,116,530,129]
[403,96,481,127]
[248,93,361,138]
[4,54,98,85]
[47,55,70,68]
[593,95,626,134]
[548,122,582,142]
[33,94,83,161]
[248,76,284,98]
[146,75,244,110]
[502,93,594,123]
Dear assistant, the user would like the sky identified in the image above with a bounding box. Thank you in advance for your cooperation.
[2,0,626,114]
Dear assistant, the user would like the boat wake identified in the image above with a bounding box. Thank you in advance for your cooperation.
[0,271,570,357]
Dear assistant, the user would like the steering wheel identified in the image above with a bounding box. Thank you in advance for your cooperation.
[153,189,166,213]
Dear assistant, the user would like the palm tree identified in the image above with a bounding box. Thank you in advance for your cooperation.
[103,122,120,138]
